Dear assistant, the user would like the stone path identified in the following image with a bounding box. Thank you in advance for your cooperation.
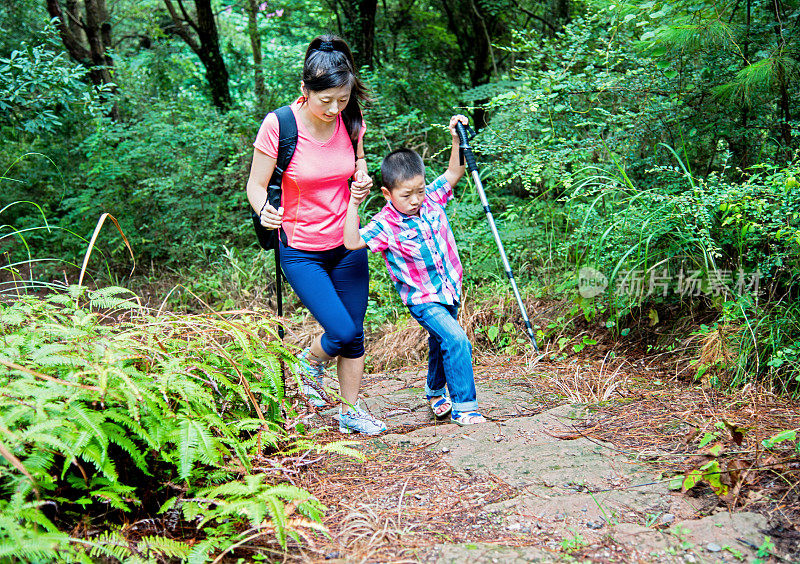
[308,370,781,563]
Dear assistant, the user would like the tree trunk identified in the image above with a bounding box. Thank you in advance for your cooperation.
[440,0,502,127]
[334,0,378,69]
[772,0,791,152]
[246,0,266,113]
[551,0,570,30]
[739,0,751,167]
[45,0,118,117]
[776,65,792,148]
[46,0,113,86]
[163,0,232,111]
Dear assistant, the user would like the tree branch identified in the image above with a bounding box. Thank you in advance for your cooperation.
[163,0,201,53]
[517,6,558,33]
[46,0,92,63]
[176,0,201,35]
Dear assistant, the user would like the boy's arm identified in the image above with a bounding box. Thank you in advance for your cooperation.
[343,198,367,250]
[443,115,469,188]
[344,171,369,250]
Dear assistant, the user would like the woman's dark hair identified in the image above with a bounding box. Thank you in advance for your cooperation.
[381,148,425,191]
[302,34,368,150]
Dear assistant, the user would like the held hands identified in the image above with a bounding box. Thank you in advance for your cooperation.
[349,169,372,206]
[448,114,469,141]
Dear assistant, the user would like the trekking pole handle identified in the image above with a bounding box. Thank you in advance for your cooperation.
[455,122,478,173]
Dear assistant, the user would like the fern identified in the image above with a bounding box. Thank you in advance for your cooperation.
[187,533,227,564]
[0,289,357,561]
[85,530,135,561]
[87,286,140,311]
[136,535,191,559]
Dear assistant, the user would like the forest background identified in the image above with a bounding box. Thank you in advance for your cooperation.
[1,0,799,560]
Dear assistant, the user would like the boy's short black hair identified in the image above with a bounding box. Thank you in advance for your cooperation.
[381,148,424,191]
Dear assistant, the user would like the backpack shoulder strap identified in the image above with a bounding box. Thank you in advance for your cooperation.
[265,105,297,211]
[269,105,298,189]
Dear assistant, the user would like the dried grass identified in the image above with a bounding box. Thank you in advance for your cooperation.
[696,323,744,388]
[335,502,418,563]
[542,352,630,403]
[367,318,427,372]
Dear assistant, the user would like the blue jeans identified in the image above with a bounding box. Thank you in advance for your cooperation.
[279,242,368,358]
[406,302,478,412]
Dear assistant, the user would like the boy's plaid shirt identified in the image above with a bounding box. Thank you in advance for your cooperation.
[359,175,463,306]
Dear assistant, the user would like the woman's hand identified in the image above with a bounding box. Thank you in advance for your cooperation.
[350,169,372,205]
[260,202,284,229]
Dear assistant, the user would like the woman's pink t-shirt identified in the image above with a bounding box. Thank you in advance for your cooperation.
[253,100,365,251]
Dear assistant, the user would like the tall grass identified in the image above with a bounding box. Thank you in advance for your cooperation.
[562,154,800,390]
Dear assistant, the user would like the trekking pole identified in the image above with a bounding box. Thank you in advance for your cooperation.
[455,122,539,352]
[267,184,284,340]
[274,244,284,340]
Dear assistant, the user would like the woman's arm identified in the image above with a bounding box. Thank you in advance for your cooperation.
[352,136,372,189]
[246,148,283,228]
[344,170,369,250]
[355,136,368,176]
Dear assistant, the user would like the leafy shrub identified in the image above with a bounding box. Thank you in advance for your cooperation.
[0,22,106,137]
[0,285,359,561]
[472,9,676,197]
[563,157,800,387]
[56,102,258,265]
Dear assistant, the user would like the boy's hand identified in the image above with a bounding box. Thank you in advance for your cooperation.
[350,170,371,205]
[448,115,469,141]
[444,115,469,188]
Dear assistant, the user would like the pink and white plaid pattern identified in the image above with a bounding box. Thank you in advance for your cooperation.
[360,175,463,306]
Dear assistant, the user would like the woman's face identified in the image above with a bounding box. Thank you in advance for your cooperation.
[302,84,351,123]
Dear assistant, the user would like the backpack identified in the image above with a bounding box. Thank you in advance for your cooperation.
[251,105,297,339]
[251,105,297,251]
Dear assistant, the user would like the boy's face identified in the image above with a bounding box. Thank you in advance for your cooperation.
[382,174,426,216]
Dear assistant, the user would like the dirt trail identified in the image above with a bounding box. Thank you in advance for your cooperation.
[291,360,796,563]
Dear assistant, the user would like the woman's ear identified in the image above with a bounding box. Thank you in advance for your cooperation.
[299,82,308,102]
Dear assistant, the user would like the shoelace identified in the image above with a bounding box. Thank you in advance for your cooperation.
[353,408,383,426]
[302,353,326,383]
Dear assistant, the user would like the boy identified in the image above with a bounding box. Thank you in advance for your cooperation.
[343,115,486,426]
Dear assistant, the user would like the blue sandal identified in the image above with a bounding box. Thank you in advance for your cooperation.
[451,410,486,425]
[428,395,452,418]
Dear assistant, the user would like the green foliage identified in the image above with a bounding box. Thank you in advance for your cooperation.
[476,7,675,196]
[0,285,341,562]
[560,528,588,552]
[753,536,776,564]
[3,0,799,393]
[57,102,257,264]
[469,1,798,387]
[762,428,800,452]
[561,158,800,386]
[179,474,326,550]
[0,23,105,137]
[679,420,747,499]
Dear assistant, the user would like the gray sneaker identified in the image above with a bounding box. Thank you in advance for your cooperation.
[335,401,387,435]
[298,347,327,407]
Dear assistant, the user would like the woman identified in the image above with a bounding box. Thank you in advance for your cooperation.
[246,35,385,435]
